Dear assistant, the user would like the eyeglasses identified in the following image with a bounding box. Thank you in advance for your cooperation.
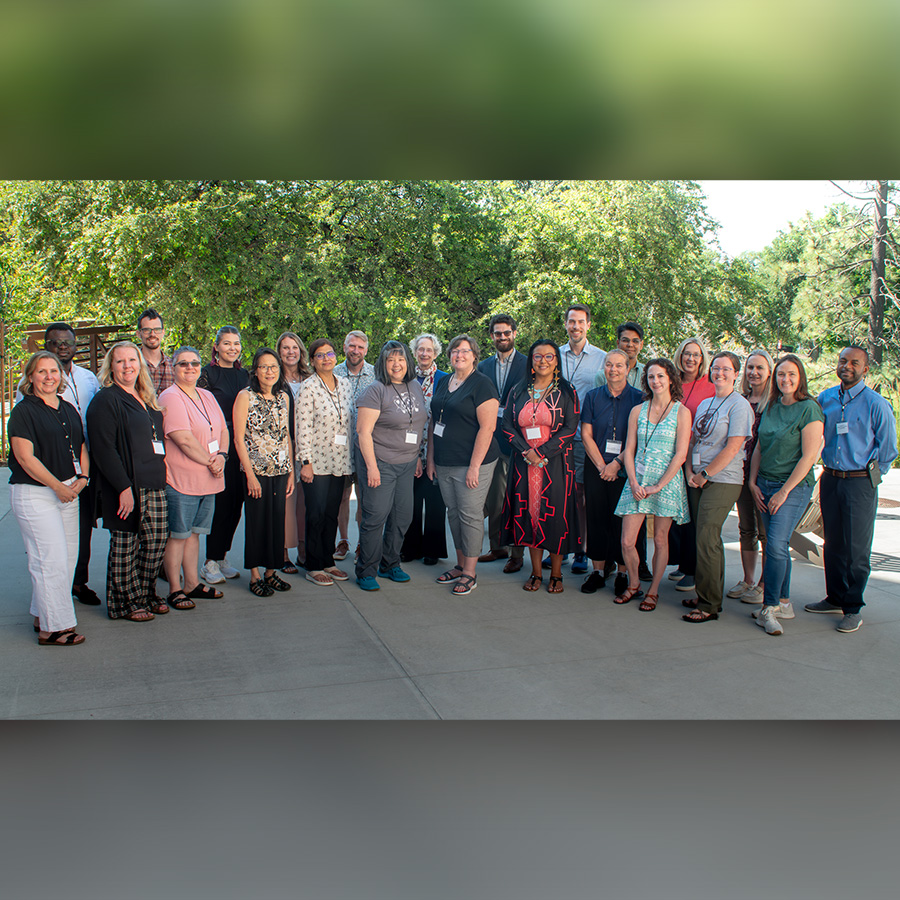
[258,364,280,372]
[139,327,164,335]
[492,330,513,338]
[314,351,336,360]
[175,361,201,368]
[450,348,473,356]
[533,353,557,362]
[709,366,734,375]
[46,340,75,349]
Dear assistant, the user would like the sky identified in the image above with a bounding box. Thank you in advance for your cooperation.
[698,180,879,258]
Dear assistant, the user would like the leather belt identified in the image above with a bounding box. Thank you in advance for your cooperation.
[823,467,868,479]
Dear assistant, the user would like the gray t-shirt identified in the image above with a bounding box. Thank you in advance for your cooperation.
[692,391,754,484]
[356,379,428,464]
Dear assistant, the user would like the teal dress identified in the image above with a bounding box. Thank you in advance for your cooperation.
[615,401,689,523]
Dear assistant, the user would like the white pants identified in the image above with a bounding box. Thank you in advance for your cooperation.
[11,482,80,632]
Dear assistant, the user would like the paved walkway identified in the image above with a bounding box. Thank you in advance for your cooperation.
[2,471,899,719]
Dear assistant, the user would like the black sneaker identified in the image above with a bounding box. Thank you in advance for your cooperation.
[613,572,628,596]
[603,560,615,578]
[581,570,606,594]
[638,562,653,582]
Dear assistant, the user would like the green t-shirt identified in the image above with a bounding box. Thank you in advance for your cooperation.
[757,397,824,486]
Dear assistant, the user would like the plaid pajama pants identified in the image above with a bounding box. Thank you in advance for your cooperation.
[106,488,168,618]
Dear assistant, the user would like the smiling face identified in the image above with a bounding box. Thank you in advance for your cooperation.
[775,360,801,400]
[604,351,629,389]
[836,347,868,389]
[44,328,77,367]
[709,355,737,396]
[646,363,671,399]
[680,342,702,378]
[312,343,337,375]
[745,353,771,392]
[449,339,476,375]
[344,335,368,368]
[279,337,301,370]
[491,322,516,354]
[531,343,559,381]
[255,353,281,391]
[386,350,408,383]
[617,329,643,362]
[138,316,164,350]
[216,332,242,366]
[173,351,202,388]
[565,309,591,347]
[30,356,62,398]
[111,346,141,390]
[415,339,436,370]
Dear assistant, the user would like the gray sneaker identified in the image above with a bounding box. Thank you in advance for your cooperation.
[727,580,752,599]
[740,584,764,604]
[752,601,794,620]
[756,605,784,635]
[201,560,226,585]
[675,575,695,592]
[836,614,863,633]
[804,599,843,614]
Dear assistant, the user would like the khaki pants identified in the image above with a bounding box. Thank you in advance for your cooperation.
[691,481,742,614]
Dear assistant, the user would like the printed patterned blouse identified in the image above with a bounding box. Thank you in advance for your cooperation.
[295,374,353,476]
[243,389,292,477]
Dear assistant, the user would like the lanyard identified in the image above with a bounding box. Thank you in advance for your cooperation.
[49,401,79,463]
[643,400,672,448]
[839,386,863,420]
[564,348,586,386]
[177,385,214,437]
[317,373,344,428]
[391,382,414,428]
[695,391,733,439]
[496,355,511,397]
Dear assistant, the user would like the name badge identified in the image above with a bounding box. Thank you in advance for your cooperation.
[434,423,445,437]
[635,460,646,476]
[836,421,850,435]
[405,431,418,444]
[208,439,220,453]
[278,449,287,462]
[525,426,542,440]
[692,450,701,468]
[605,440,622,455]
[152,440,166,456]
[334,434,348,446]
[497,406,505,418]
[73,458,83,476]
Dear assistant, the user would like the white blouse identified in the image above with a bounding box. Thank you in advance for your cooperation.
[295,373,353,476]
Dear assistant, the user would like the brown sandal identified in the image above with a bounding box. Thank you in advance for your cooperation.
[682,609,719,623]
[523,574,542,592]
[547,575,564,593]
[614,585,643,604]
[123,609,155,622]
[681,597,698,609]
[639,593,658,611]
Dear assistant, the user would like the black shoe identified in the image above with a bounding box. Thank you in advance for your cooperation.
[603,560,615,578]
[423,557,438,566]
[581,570,606,594]
[72,584,102,606]
[613,572,628,596]
[638,562,653,582]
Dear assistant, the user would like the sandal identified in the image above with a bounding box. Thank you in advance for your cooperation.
[614,585,643,605]
[264,572,292,592]
[436,565,464,584]
[523,574,542,592]
[323,567,349,582]
[451,574,477,595]
[305,570,334,586]
[149,595,170,615]
[123,609,155,622]
[187,583,224,600]
[639,593,659,612]
[547,575,564,593]
[167,590,196,610]
[682,609,719,623]
[249,578,275,597]
[681,597,698,609]
[282,560,299,575]
[38,629,85,646]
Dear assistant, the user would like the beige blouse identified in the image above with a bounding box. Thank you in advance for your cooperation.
[295,374,353,476]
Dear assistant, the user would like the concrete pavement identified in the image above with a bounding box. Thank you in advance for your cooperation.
[2,470,899,719]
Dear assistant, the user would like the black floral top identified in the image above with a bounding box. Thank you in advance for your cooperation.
[243,390,292,477]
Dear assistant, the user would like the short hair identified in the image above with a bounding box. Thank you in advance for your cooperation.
[277,331,312,379]
[373,340,415,385]
[565,303,591,322]
[617,322,644,341]
[605,348,629,366]
[44,322,75,342]
[410,333,442,356]
[137,308,164,329]
[674,336,710,380]
[710,350,741,377]
[248,348,286,395]
[308,338,337,363]
[841,345,870,365]
[770,354,813,409]
[739,348,775,407]
[171,345,202,366]
[18,351,67,396]
[488,314,516,333]
[211,325,242,367]
[98,341,160,409]
[343,330,369,348]
[641,358,683,402]
[447,333,482,363]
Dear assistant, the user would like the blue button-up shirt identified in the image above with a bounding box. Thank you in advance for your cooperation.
[818,381,898,475]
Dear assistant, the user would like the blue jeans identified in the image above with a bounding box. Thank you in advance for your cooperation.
[757,477,812,607]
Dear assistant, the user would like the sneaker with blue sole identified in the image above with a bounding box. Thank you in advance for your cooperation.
[570,553,588,575]
[378,566,411,583]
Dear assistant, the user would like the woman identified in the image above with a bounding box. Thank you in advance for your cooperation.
[198,326,250,585]
[355,341,428,590]
[681,351,754,623]
[277,331,312,572]
[296,338,353,586]
[159,346,230,609]
[427,334,500,596]
[500,340,579,593]
[9,351,90,645]
[749,354,824,635]
[668,336,717,592]
[401,333,449,565]
[615,359,691,610]
[727,348,774,605]
[87,341,169,622]
[232,348,294,597]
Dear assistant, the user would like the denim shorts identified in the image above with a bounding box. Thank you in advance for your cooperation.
[165,486,215,539]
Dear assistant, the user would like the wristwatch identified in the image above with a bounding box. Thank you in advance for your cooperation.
[700,468,710,480]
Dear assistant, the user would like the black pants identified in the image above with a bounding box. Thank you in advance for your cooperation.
[401,471,448,560]
[821,472,877,614]
[669,488,698,576]
[303,474,345,571]
[243,473,289,571]
[206,448,244,561]
[583,464,626,565]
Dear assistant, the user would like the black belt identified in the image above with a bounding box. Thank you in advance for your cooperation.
[823,467,868,479]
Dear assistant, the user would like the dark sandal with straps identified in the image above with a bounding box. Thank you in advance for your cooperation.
[38,629,85,646]
[187,583,224,600]
[264,572,292,592]
[167,590,196,610]
[681,597,699,609]
[639,593,659,611]
[282,560,299,574]
[123,609,155,622]
[682,609,719,623]
[614,585,643,604]
[436,566,464,584]
[149,595,170,615]
[451,574,477,595]
[547,575,564,593]
[523,574,542,591]
[249,578,275,597]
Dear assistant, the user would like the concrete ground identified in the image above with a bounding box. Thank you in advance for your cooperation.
[2,470,899,719]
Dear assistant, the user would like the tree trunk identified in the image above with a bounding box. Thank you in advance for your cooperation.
[868,180,888,365]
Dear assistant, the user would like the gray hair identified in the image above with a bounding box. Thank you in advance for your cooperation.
[172,345,202,365]
[410,333,442,356]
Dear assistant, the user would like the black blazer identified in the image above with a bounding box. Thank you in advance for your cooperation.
[478,349,529,455]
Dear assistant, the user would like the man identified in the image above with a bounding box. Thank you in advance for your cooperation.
[137,308,174,394]
[594,321,651,581]
[333,330,376,560]
[477,314,529,573]
[553,303,606,574]
[805,346,897,633]
[18,323,103,604]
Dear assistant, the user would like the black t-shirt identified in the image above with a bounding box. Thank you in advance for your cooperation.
[198,364,250,427]
[7,394,84,486]
[430,370,500,467]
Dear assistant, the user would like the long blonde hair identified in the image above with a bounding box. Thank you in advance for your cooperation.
[739,347,774,408]
[98,341,160,409]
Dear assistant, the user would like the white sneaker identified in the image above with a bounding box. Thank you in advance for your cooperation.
[756,605,784,635]
[740,584,764,604]
[751,601,795,620]
[201,560,226,585]
[217,559,240,579]
[727,580,752,599]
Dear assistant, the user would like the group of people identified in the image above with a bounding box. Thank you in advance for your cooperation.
[8,304,897,648]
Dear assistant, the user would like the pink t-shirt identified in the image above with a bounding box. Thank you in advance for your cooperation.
[160,385,227,496]
[681,375,716,423]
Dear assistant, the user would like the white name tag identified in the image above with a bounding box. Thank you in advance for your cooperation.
[278,449,287,462]
[497,406,505,418]
[73,458,83,475]
[334,434,348,446]
[208,439,220,453]
[692,450,701,468]
[405,431,418,444]
[525,426,542,440]
[152,440,166,456]
[836,421,850,435]
[434,423,445,438]
[635,460,646,476]
[605,440,622,455]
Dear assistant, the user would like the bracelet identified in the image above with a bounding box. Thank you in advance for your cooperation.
[75,474,89,482]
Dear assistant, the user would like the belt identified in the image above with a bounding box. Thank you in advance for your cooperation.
[823,467,868,479]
